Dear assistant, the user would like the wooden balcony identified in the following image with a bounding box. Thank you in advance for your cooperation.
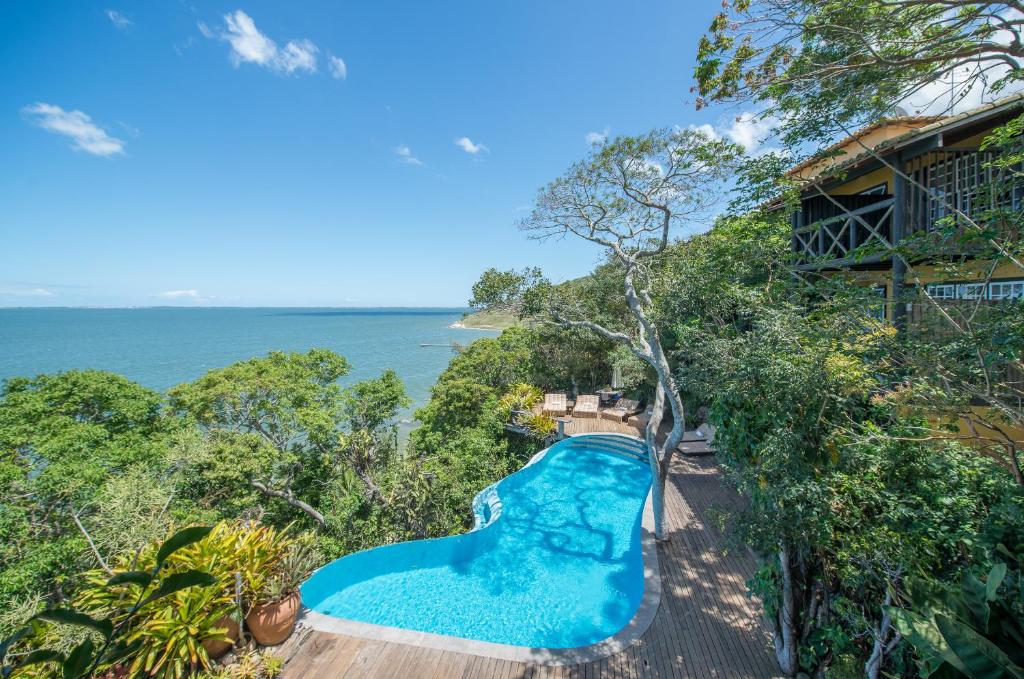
[792,195,894,269]
[792,148,1022,271]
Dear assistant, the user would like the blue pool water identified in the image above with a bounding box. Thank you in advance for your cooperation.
[301,436,652,649]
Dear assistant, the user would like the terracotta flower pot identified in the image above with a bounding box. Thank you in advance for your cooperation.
[201,615,239,659]
[246,591,301,646]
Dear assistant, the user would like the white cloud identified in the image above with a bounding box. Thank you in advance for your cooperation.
[687,123,720,140]
[106,9,131,29]
[900,62,1024,116]
[900,9,1024,116]
[722,113,776,153]
[0,287,54,297]
[207,10,318,75]
[688,113,777,154]
[278,39,318,73]
[454,136,488,155]
[585,127,610,146]
[157,289,205,300]
[22,103,126,157]
[394,144,424,166]
[328,54,347,79]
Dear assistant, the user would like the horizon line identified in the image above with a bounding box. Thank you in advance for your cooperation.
[0,305,474,311]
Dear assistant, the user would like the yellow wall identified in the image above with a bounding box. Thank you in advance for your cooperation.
[828,167,894,195]
[792,121,932,182]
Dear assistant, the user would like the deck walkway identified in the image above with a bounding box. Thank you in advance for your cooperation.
[280,449,779,678]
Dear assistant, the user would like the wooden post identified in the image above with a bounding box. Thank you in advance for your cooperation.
[892,152,908,330]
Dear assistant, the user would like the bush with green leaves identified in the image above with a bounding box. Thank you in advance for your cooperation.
[891,561,1023,678]
[1,526,216,679]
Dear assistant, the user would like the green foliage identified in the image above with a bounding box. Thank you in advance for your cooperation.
[497,383,543,413]
[73,522,302,679]
[516,412,556,440]
[891,563,1024,678]
[0,370,178,604]
[1,526,215,679]
[201,650,282,679]
[694,0,1024,146]
[469,267,545,314]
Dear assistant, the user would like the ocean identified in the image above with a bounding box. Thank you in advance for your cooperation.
[0,308,498,425]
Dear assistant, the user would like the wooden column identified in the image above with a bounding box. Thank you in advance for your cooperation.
[891,152,908,330]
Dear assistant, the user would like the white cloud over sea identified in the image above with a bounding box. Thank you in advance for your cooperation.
[22,103,126,157]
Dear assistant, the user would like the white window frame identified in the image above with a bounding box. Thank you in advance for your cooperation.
[957,283,986,300]
[989,279,1024,301]
[926,283,957,300]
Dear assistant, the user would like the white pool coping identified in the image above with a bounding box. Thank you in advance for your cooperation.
[300,433,661,666]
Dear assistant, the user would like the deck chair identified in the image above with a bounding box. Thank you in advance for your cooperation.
[677,423,716,456]
[573,394,599,418]
[542,393,567,416]
[628,406,654,429]
[599,398,642,422]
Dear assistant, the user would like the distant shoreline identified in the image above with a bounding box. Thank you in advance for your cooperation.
[449,320,502,331]
[0,305,473,311]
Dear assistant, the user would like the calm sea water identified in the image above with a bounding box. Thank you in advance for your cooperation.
[0,308,497,422]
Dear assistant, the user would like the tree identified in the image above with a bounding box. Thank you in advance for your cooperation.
[169,349,351,528]
[0,371,176,604]
[478,128,743,539]
[694,0,1024,146]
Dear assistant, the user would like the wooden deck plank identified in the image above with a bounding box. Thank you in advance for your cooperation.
[283,433,779,678]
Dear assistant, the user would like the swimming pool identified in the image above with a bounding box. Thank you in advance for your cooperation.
[300,434,655,656]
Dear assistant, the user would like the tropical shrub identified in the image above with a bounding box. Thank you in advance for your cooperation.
[498,383,542,414]
[72,522,299,679]
[201,650,282,679]
[0,527,216,679]
[517,412,556,440]
[891,563,1024,678]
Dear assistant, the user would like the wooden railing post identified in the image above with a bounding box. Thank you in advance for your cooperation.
[892,152,908,331]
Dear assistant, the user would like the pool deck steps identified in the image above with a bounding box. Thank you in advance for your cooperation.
[280,451,780,678]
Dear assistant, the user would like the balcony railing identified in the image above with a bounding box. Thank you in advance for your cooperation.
[792,149,1022,269]
[793,195,894,267]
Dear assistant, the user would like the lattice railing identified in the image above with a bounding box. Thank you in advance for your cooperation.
[793,197,894,265]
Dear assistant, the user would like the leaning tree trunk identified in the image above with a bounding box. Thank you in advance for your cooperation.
[623,266,687,540]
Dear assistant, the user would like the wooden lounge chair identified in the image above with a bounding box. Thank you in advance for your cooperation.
[628,406,654,429]
[542,393,567,417]
[599,398,642,422]
[573,394,599,418]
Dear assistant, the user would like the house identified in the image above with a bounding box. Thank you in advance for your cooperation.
[784,93,1024,448]
[788,92,1024,324]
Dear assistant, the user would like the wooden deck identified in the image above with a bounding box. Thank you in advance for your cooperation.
[280,450,779,678]
[560,414,643,437]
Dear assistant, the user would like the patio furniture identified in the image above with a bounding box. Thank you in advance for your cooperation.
[628,406,654,429]
[596,389,623,406]
[599,398,642,423]
[542,393,568,417]
[677,423,716,456]
[573,394,599,418]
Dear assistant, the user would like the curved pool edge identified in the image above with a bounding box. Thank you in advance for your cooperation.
[299,433,662,666]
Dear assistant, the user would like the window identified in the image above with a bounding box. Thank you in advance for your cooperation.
[989,280,1024,301]
[926,283,957,299]
[957,283,986,300]
[869,285,887,320]
[926,279,1024,301]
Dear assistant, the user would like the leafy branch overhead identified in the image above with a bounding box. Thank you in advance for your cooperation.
[695,0,1024,144]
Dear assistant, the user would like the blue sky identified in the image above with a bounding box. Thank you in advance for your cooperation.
[0,1,759,307]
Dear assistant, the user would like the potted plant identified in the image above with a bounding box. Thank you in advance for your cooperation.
[201,613,240,659]
[246,538,320,646]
